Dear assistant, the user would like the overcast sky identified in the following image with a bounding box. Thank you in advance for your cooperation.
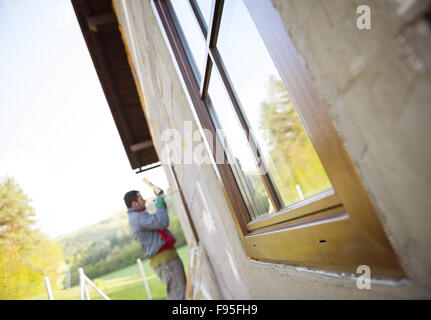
[0,0,168,238]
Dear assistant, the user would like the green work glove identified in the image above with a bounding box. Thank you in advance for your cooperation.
[155,195,166,208]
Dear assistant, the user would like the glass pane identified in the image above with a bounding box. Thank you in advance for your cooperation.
[217,0,332,209]
[169,0,207,81]
[208,68,273,218]
[195,0,212,27]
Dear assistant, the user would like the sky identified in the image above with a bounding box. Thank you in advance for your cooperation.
[0,0,169,239]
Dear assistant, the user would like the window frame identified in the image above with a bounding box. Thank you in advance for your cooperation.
[152,0,405,278]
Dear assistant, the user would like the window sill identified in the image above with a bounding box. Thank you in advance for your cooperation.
[245,210,406,279]
[247,189,341,233]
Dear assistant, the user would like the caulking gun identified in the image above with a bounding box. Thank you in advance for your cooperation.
[142,178,164,196]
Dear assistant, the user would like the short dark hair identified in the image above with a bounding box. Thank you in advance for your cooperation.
[124,190,139,209]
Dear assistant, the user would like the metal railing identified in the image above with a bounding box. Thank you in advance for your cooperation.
[78,268,110,300]
[137,258,152,300]
[43,267,111,300]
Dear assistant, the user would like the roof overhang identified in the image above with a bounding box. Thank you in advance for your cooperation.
[71,0,158,170]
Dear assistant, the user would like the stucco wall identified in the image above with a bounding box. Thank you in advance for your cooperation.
[113,0,431,298]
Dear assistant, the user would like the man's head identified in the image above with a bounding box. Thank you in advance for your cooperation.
[124,190,146,209]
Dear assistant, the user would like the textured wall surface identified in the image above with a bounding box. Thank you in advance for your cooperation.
[113,0,431,298]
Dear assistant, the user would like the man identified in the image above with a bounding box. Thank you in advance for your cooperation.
[124,190,186,300]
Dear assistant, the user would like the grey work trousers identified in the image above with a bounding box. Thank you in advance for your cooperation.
[153,257,186,300]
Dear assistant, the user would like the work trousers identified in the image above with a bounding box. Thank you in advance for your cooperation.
[153,257,186,300]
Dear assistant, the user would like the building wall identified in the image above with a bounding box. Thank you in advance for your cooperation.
[113,0,431,298]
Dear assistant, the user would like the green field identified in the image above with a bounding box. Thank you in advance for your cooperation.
[29,246,189,300]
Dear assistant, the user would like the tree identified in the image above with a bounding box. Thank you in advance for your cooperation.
[260,76,332,206]
[0,177,65,299]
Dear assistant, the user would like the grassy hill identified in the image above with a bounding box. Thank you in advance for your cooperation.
[57,209,128,258]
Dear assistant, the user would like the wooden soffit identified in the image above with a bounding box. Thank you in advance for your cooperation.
[71,0,158,170]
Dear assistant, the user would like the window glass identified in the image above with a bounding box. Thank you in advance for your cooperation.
[195,0,212,27]
[207,68,273,218]
[217,0,332,209]
[169,0,207,81]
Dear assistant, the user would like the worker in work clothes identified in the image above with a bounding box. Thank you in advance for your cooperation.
[124,190,186,300]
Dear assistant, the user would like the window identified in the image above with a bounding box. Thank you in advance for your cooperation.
[153,0,405,278]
